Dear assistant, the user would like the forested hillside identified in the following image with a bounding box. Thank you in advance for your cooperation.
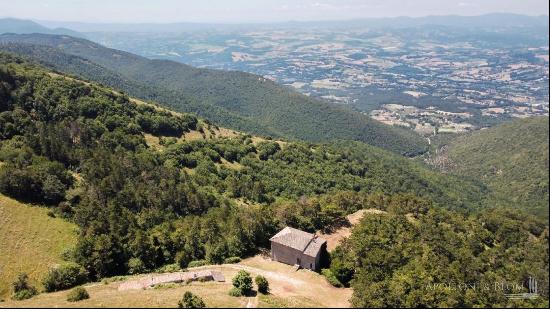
[329,205,548,307]
[0,52,477,276]
[1,53,547,307]
[0,33,427,155]
[429,117,549,217]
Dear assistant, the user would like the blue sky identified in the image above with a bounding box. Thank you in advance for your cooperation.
[1,0,548,23]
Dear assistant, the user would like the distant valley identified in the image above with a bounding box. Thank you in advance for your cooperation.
[79,14,549,135]
[0,31,426,155]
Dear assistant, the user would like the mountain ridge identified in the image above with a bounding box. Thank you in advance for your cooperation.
[428,116,549,217]
[0,18,81,37]
[0,33,427,155]
[26,13,550,32]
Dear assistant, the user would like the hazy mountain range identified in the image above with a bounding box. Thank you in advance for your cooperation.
[0,13,546,34]
[0,18,81,36]
[32,13,550,32]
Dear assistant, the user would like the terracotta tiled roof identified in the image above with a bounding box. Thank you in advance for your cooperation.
[270,227,327,257]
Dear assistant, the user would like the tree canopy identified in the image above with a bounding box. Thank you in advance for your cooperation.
[0,53,547,307]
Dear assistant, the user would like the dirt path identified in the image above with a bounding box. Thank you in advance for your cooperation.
[192,263,306,287]
[319,208,387,251]
[191,256,352,308]
[245,296,258,308]
[0,255,351,308]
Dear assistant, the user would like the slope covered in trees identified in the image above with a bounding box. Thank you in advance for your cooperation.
[329,203,548,307]
[0,33,427,155]
[0,53,481,279]
[430,117,549,217]
[1,53,547,307]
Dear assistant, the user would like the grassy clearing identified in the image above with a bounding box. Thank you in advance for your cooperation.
[143,134,163,150]
[1,256,351,308]
[0,194,78,300]
[0,281,243,308]
[144,121,243,152]
[258,294,324,308]
[218,158,243,171]
[183,122,240,142]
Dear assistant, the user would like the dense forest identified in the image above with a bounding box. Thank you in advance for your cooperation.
[0,53,548,307]
[427,117,549,218]
[329,203,548,307]
[0,33,427,155]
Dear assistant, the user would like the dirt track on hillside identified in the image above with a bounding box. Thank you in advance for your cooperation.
[192,256,352,308]
[319,208,387,251]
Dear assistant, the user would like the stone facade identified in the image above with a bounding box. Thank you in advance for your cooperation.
[270,227,327,270]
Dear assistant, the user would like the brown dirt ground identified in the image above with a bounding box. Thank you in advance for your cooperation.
[318,209,387,251]
[0,256,351,308]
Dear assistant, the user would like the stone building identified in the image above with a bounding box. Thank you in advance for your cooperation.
[270,227,327,271]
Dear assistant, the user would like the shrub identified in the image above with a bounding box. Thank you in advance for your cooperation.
[101,276,128,285]
[12,289,38,301]
[156,263,180,273]
[256,141,280,160]
[329,258,353,287]
[228,287,242,297]
[223,257,242,264]
[176,251,191,269]
[255,275,269,294]
[231,270,253,296]
[204,241,227,264]
[153,283,179,290]
[159,137,177,147]
[178,291,206,308]
[60,247,75,261]
[42,263,89,292]
[321,269,343,288]
[11,273,38,300]
[66,287,89,302]
[187,260,208,268]
[127,258,146,275]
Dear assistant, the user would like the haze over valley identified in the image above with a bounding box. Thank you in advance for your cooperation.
[80,14,550,135]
